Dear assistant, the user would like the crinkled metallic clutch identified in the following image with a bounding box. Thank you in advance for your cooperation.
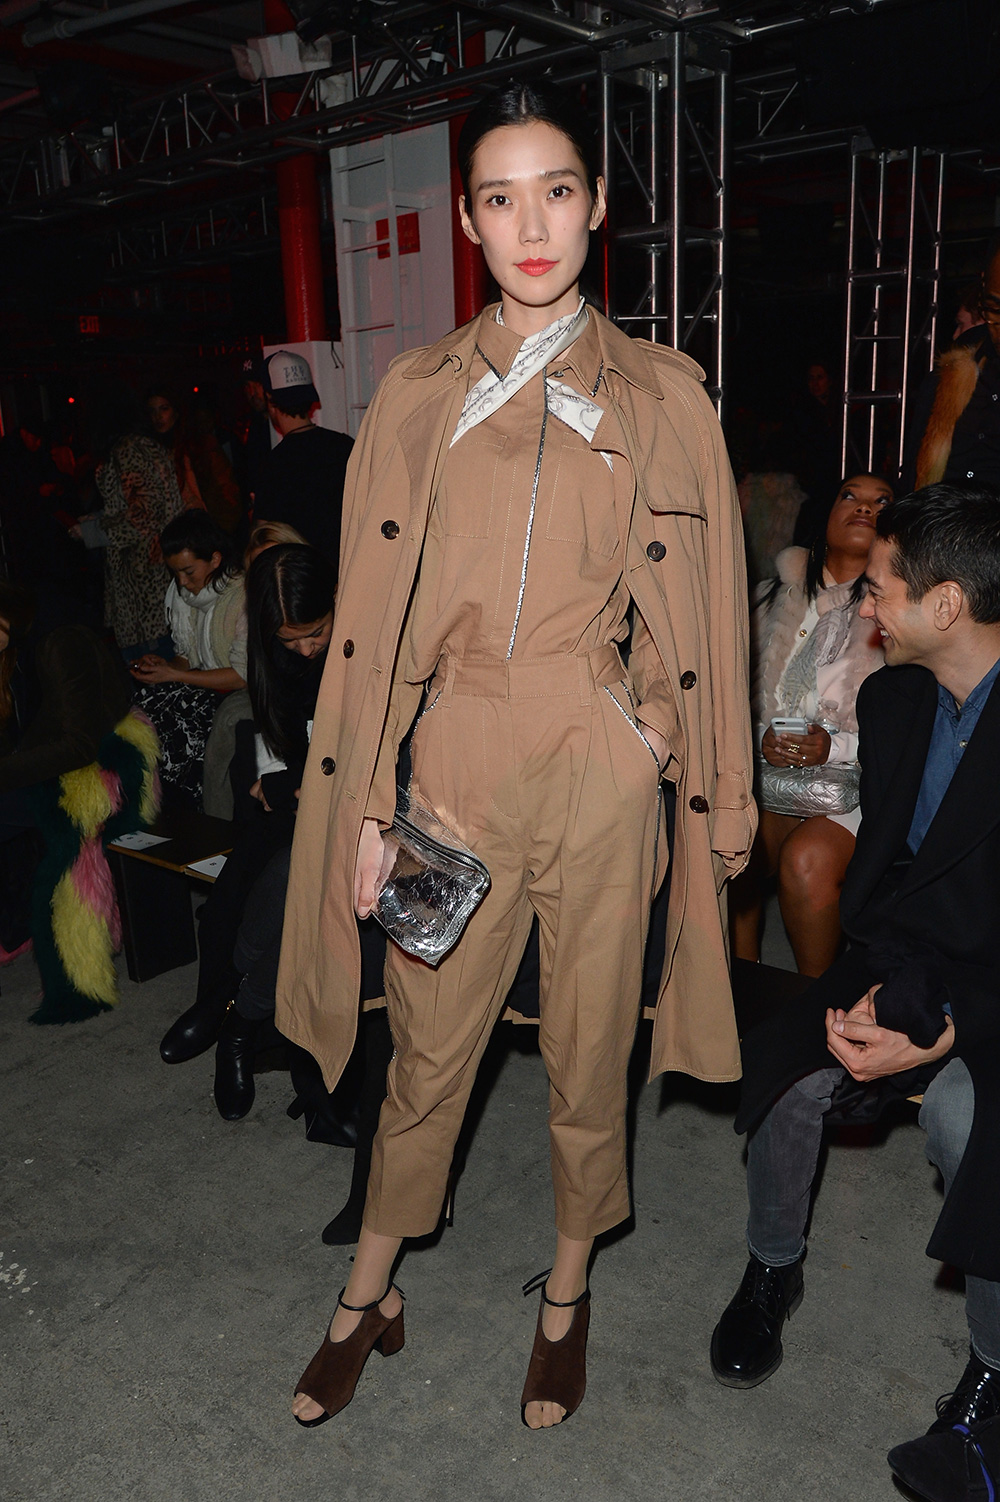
[757,759,860,818]
[373,789,491,966]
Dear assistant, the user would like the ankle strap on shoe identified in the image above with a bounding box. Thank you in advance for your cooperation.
[522,1268,589,1307]
[336,1281,404,1315]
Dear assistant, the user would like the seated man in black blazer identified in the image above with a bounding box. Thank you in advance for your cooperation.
[710,484,1000,1502]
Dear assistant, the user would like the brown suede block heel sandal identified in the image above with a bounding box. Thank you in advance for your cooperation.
[294,1283,405,1428]
[520,1269,591,1428]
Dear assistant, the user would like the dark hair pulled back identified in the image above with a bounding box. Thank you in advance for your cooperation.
[245,544,336,759]
[802,472,892,604]
[457,79,599,203]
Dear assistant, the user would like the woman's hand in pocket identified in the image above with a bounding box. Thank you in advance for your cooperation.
[355,817,385,919]
[638,721,669,774]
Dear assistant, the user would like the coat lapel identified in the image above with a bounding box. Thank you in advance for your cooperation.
[397,376,468,536]
[898,671,1000,897]
[846,668,937,913]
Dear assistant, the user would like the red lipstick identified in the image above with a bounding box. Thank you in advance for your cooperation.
[516,259,557,276]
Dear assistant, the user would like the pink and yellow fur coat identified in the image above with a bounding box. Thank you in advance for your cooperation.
[30,709,159,1024]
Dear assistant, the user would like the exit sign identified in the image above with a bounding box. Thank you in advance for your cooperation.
[78,315,101,334]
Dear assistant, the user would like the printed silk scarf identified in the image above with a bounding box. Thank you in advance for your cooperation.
[451,298,612,468]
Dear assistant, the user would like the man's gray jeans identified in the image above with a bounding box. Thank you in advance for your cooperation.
[745,1057,1000,1365]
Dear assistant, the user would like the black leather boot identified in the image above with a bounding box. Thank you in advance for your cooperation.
[710,1254,804,1388]
[929,1349,1000,1434]
[214,1012,282,1121]
[889,1411,1000,1502]
[160,994,233,1064]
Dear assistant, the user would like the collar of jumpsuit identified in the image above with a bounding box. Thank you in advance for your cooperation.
[403,302,667,403]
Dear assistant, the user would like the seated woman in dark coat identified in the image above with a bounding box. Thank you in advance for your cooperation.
[157,544,389,1240]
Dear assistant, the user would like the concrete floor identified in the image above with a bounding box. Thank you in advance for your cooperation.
[0,906,961,1502]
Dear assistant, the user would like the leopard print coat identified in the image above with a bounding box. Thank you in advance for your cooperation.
[97,434,185,652]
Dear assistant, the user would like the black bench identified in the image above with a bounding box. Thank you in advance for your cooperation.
[108,808,235,982]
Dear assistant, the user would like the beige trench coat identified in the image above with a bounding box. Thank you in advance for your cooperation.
[276,308,756,1090]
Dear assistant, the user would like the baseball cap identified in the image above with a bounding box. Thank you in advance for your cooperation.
[262,349,319,406]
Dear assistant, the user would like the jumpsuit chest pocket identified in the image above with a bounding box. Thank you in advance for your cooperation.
[543,439,619,560]
[442,431,507,539]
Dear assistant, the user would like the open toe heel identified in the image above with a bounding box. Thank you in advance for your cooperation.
[293,1283,404,1428]
[520,1268,590,1428]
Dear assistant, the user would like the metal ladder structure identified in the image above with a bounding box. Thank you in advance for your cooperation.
[841,138,947,477]
[600,30,730,416]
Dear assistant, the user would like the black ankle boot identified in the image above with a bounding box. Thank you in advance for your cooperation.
[160,994,234,1065]
[214,1012,282,1121]
[710,1254,804,1388]
[929,1348,1000,1434]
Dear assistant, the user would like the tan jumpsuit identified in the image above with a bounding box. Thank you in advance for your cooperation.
[363,313,676,1241]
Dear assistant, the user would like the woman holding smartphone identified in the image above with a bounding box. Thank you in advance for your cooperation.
[278,79,754,1431]
[730,472,892,976]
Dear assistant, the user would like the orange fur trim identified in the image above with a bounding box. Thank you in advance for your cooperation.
[915,344,983,488]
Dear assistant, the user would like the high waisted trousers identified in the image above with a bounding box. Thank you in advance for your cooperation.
[363,644,666,1241]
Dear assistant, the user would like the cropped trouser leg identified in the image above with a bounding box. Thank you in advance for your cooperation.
[363,649,664,1242]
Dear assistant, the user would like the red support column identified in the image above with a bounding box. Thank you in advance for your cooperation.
[265,0,328,343]
[277,154,327,342]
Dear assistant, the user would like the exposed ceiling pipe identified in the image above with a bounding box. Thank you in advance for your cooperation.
[54,3,240,51]
[742,0,910,37]
[22,0,247,48]
[0,0,39,24]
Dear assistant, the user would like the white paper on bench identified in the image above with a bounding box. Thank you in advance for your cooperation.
[110,831,171,850]
[187,855,228,878]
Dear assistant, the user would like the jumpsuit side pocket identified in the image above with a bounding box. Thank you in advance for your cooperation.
[603,684,663,775]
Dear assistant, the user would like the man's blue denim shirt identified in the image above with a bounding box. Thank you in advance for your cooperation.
[907,655,1000,854]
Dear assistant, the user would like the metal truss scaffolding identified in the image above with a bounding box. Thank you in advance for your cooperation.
[841,138,946,476]
[0,0,977,443]
[601,30,729,414]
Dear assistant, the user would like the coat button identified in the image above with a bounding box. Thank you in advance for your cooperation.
[689,794,709,814]
[343,639,355,658]
[680,670,697,690]
[381,520,400,539]
[646,540,666,562]
[320,757,335,776]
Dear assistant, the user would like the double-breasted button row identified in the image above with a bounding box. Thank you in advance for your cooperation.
[689,795,709,814]
[343,640,355,658]
[646,540,666,562]
[320,757,336,776]
[680,670,697,691]
[381,519,400,539]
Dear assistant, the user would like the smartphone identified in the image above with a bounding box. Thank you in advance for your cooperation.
[770,716,810,736]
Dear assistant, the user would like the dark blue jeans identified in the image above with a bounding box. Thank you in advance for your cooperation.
[746,1058,1000,1366]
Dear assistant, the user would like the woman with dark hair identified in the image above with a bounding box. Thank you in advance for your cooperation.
[130,509,245,807]
[89,379,186,660]
[146,385,203,510]
[281,80,754,1429]
[730,472,893,976]
[159,545,388,1213]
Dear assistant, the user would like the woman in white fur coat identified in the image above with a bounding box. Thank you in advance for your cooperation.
[731,473,892,975]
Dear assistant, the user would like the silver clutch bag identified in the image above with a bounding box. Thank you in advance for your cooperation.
[372,789,491,965]
[757,759,860,818]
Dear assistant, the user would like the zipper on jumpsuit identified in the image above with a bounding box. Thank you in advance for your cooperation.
[507,382,549,660]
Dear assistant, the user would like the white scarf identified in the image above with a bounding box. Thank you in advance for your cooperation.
[451,298,611,468]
